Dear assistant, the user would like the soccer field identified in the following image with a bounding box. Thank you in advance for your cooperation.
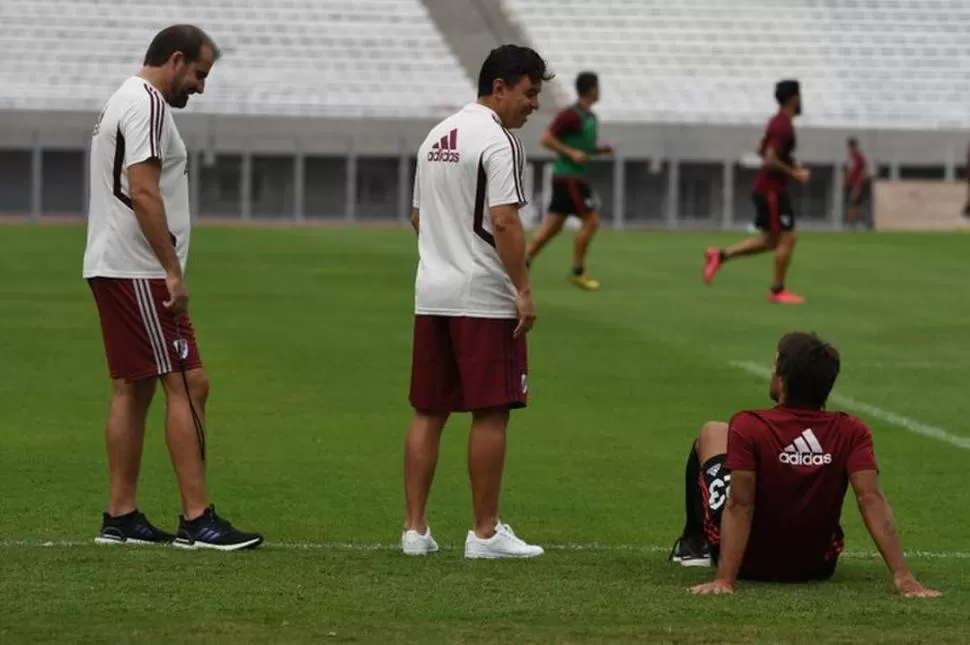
[1,225,968,644]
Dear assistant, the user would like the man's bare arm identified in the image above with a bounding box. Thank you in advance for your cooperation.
[491,204,529,293]
[763,146,800,179]
[410,208,419,235]
[540,130,584,161]
[713,469,756,586]
[129,160,181,278]
[850,470,909,577]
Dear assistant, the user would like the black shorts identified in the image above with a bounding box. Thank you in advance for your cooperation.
[549,177,598,217]
[844,183,870,207]
[698,455,731,549]
[752,191,795,233]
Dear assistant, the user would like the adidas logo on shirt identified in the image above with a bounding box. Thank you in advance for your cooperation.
[778,428,832,466]
[427,128,460,163]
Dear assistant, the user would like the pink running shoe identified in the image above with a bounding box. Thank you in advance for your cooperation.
[703,248,722,285]
[768,289,805,304]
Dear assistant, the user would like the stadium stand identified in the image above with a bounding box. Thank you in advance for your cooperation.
[502,0,970,129]
[0,0,473,117]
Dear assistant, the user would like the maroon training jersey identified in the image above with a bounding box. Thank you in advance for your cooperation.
[725,405,878,582]
[752,112,796,195]
[846,150,867,191]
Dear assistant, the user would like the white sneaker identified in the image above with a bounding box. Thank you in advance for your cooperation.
[401,527,439,556]
[464,522,544,559]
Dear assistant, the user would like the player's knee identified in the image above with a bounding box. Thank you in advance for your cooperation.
[763,233,781,249]
[584,212,601,232]
[697,421,728,451]
[111,377,156,407]
[184,369,210,404]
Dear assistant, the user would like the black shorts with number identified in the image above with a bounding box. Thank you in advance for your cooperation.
[844,183,870,207]
[698,455,731,549]
[752,191,796,233]
[549,177,597,217]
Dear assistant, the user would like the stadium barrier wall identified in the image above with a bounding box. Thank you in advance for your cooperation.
[873,180,970,231]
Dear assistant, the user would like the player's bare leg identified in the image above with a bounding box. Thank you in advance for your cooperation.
[525,212,566,265]
[569,211,601,290]
[463,407,543,559]
[769,232,804,304]
[403,410,449,533]
[696,421,728,463]
[704,233,778,284]
[467,407,509,537]
[846,200,860,230]
[105,378,156,516]
[160,368,210,520]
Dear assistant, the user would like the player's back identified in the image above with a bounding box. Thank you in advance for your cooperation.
[727,405,876,581]
[413,102,525,319]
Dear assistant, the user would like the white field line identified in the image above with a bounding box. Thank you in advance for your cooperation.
[730,361,970,451]
[0,539,968,559]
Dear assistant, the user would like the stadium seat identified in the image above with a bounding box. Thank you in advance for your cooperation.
[501,0,970,128]
[0,0,473,117]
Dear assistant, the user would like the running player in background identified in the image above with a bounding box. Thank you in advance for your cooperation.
[703,80,809,304]
[525,71,613,291]
[844,137,870,230]
[670,332,942,598]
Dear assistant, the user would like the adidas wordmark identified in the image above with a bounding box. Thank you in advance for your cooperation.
[779,428,832,466]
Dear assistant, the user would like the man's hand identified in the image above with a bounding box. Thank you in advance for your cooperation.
[163,273,189,314]
[597,144,615,156]
[690,579,735,595]
[894,573,942,598]
[513,288,536,338]
[793,167,811,183]
[568,149,588,165]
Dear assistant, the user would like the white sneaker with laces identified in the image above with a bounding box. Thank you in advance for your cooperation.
[464,522,544,559]
[401,527,439,556]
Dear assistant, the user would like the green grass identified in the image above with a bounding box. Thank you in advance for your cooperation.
[1,225,969,644]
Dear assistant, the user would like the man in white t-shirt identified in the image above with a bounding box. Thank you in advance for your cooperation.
[402,44,553,559]
[84,24,261,551]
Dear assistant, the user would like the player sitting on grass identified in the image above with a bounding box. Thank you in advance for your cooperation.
[669,331,941,598]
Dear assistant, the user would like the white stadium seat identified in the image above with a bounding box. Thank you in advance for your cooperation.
[501,0,970,128]
[0,0,473,117]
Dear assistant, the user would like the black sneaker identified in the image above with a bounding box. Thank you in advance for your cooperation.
[95,510,175,546]
[668,534,712,568]
[174,504,263,551]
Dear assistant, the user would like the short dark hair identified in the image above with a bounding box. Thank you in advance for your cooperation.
[477,44,554,97]
[774,79,800,106]
[576,71,598,97]
[144,24,221,67]
[847,137,858,148]
[776,332,841,407]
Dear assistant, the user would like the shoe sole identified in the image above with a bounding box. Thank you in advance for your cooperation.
[173,536,263,552]
[674,557,713,567]
[402,546,439,556]
[463,549,544,560]
[94,536,169,546]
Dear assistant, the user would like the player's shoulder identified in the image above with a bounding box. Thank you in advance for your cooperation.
[766,111,794,133]
[827,410,872,435]
[727,409,772,434]
[108,76,162,113]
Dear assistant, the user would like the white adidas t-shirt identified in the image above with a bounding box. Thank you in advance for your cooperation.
[413,102,528,319]
[83,76,190,279]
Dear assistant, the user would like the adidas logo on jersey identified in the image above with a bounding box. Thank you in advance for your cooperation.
[428,128,460,163]
[779,428,832,466]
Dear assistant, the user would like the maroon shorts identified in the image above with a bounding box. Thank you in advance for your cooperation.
[87,277,203,382]
[409,315,528,413]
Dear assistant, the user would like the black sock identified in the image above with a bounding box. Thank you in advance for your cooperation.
[572,265,584,276]
[718,250,728,263]
[771,284,784,294]
[683,445,705,540]
[525,257,532,269]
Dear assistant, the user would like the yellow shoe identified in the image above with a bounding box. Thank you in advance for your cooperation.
[568,273,601,291]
